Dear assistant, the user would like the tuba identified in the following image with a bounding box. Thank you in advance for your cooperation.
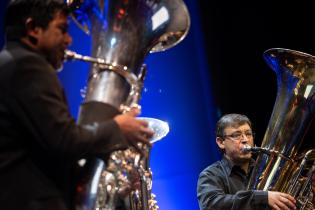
[246,48,315,209]
[65,0,190,210]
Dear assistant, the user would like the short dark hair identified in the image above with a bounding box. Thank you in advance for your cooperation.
[216,113,252,138]
[4,0,69,39]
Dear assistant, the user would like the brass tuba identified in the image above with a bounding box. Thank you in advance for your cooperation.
[246,48,315,209]
[65,0,190,210]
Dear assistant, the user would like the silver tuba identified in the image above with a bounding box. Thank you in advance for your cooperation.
[65,0,190,210]
[246,48,315,209]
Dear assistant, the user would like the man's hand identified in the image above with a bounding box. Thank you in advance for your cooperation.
[114,108,154,152]
[268,191,296,210]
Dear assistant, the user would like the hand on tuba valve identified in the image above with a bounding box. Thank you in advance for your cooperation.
[114,109,154,154]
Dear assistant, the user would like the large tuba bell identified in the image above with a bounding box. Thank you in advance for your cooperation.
[246,48,315,209]
[65,0,190,210]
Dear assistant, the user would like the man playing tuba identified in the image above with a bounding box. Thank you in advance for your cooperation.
[197,113,297,210]
[0,1,153,210]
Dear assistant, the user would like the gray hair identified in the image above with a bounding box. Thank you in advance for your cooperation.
[216,113,252,138]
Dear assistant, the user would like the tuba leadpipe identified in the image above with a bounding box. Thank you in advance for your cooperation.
[247,48,315,209]
[242,145,291,160]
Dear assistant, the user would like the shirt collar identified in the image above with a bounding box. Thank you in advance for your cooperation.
[221,155,255,176]
[221,156,234,175]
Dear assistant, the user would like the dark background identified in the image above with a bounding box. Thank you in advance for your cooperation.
[198,1,315,149]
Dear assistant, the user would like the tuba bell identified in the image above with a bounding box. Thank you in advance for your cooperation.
[247,48,315,209]
[64,0,190,210]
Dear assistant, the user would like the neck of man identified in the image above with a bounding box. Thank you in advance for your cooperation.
[225,155,251,174]
[20,37,38,51]
[239,161,250,174]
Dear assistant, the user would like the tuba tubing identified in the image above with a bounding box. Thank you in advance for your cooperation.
[247,48,315,209]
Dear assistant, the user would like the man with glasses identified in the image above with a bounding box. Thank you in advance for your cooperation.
[197,113,296,210]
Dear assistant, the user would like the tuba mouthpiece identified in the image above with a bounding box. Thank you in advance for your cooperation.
[241,144,253,153]
[241,145,266,153]
[64,49,78,61]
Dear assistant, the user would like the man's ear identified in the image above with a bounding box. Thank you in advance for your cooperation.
[216,137,225,150]
[25,17,41,43]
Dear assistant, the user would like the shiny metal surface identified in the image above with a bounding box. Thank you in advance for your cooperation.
[247,48,315,209]
[74,159,106,210]
[66,0,190,209]
[286,150,315,210]
[241,145,289,159]
[68,0,190,52]
[67,0,190,107]
[64,49,139,108]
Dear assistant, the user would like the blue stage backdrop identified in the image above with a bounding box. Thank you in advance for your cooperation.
[0,0,221,209]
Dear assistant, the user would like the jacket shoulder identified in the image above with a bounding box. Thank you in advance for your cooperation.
[199,160,223,177]
[0,43,51,70]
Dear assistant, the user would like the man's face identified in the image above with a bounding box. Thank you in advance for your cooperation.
[216,123,254,164]
[36,11,72,69]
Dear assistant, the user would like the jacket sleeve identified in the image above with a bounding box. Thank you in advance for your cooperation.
[197,168,268,210]
[8,54,128,159]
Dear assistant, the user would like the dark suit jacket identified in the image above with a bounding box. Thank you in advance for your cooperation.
[0,41,128,210]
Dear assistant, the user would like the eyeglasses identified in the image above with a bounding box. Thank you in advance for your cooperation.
[223,131,255,141]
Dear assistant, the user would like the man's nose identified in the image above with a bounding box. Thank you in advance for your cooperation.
[65,33,72,46]
[240,134,250,143]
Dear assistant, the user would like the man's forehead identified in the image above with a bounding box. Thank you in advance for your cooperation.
[52,10,69,20]
[224,124,251,131]
[51,11,69,23]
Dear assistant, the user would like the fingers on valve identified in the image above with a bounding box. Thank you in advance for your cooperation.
[140,126,154,138]
[126,107,140,116]
[279,194,296,210]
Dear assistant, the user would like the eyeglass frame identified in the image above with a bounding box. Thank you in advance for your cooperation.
[221,131,255,141]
